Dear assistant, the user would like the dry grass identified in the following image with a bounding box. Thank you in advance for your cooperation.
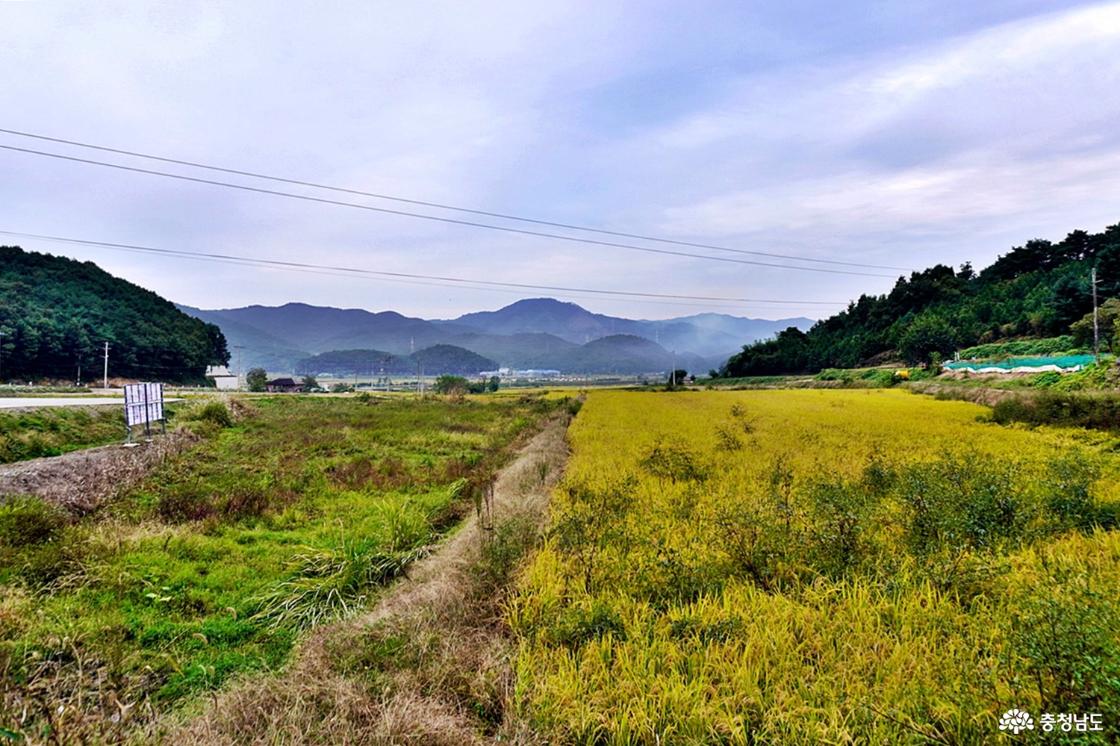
[156,413,571,745]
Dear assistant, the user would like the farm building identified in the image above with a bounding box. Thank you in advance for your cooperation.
[265,377,301,393]
[205,365,239,390]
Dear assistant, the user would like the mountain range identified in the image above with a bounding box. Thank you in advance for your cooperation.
[179,298,812,376]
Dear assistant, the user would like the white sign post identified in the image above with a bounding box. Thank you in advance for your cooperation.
[123,382,166,442]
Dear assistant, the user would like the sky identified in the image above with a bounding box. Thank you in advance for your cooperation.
[2,0,1119,321]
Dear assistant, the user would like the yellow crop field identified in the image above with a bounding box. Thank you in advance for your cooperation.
[510,389,1120,744]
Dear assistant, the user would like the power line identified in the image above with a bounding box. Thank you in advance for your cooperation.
[0,143,898,279]
[0,230,849,311]
[0,127,910,272]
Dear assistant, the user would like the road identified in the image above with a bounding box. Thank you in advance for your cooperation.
[0,397,126,409]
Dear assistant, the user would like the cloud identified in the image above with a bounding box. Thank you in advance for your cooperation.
[0,1,1117,321]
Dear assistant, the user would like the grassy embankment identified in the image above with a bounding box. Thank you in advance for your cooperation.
[0,406,135,464]
[0,393,559,742]
[510,389,1120,744]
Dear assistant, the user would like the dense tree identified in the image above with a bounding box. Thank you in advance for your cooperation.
[722,223,1119,376]
[246,368,267,392]
[433,374,469,394]
[0,246,228,383]
[897,316,957,366]
[1071,299,1120,353]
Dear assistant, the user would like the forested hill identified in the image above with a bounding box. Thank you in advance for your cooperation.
[722,223,1120,376]
[0,246,229,383]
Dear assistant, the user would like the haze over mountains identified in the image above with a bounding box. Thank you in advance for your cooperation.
[180,298,812,376]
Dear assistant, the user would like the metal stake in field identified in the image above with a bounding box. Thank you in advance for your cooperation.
[1092,267,1100,363]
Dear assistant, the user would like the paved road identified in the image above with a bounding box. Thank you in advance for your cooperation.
[0,397,126,409]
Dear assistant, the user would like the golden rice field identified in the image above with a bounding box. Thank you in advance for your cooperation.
[509,389,1120,744]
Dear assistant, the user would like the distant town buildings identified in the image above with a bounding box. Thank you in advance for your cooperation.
[479,367,561,380]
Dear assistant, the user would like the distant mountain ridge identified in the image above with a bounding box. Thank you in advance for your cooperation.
[179,298,812,375]
[294,345,497,377]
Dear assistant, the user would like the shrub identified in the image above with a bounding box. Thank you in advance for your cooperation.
[473,514,538,595]
[1042,456,1111,530]
[898,456,1025,557]
[640,440,707,482]
[714,426,742,452]
[807,478,876,577]
[191,401,234,428]
[1009,569,1120,722]
[564,397,583,417]
[991,391,1120,430]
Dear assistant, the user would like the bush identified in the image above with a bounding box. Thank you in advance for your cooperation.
[807,478,877,577]
[898,456,1025,558]
[1009,569,1120,722]
[191,401,234,428]
[1043,456,1111,530]
[473,514,538,595]
[640,440,708,482]
[991,391,1120,430]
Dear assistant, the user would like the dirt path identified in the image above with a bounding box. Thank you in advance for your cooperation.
[162,413,571,745]
[0,432,196,513]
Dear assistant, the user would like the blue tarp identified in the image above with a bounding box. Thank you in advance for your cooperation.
[946,354,1095,372]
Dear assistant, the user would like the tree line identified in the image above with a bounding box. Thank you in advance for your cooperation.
[720,223,1120,376]
[0,246,229,383]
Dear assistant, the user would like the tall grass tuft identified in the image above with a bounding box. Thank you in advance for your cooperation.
[253,539,428,630]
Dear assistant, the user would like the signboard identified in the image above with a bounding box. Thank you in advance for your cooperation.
[123,382,165,434]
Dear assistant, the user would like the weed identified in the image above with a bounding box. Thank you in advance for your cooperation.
[253,539,428,630]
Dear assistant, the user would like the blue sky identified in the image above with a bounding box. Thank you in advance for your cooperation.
[2,1,1118,320]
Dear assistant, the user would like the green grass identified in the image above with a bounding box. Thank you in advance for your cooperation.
[0,406,128,464]
[0,394,561,740]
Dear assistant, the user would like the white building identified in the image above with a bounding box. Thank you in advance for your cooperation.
[206,365,240,390]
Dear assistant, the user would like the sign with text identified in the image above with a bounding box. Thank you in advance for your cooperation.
[123,382,164,427]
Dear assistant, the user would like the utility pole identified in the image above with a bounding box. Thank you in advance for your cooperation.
[103,341,110,389]
[0,331,4,383]
[1092,267,1100,363]
[234,345,244,389]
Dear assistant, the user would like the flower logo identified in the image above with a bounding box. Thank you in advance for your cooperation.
[999,709,1035,735]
